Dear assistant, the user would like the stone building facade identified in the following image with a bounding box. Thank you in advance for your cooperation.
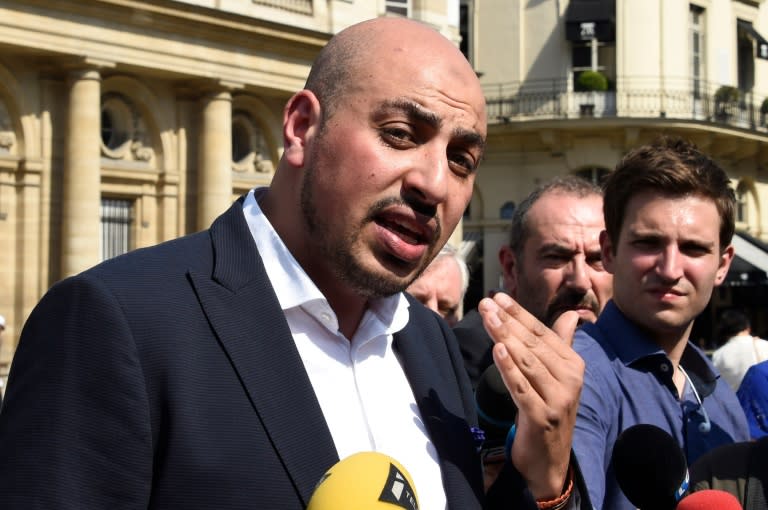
[0,0,461,371]
[3,0,768,371]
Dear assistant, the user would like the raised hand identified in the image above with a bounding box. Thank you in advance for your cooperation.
[478,292,584,500]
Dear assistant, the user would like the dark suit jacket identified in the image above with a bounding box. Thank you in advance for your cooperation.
[453,309,495,389]
[690,436,768,509]
[0,199,536,509]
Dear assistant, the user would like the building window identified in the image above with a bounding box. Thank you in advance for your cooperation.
[460,0,473,64]
[101,94,133,153]
[231,110,274,174]
[385,0,409,16]
[736,181,750,224]
[571,42,615,90]
[100,92,154,163]
[101,198,133,261]
[690,5,705,99]
[737,20,756,93]
[0,99,15,155]
[574,166,610,186]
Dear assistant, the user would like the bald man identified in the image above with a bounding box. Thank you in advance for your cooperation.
[0,18,584,509]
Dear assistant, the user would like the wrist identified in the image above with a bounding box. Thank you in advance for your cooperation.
[536,465,574,510]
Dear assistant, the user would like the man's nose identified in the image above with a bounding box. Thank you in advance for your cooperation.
[656,246,684,281]
[402,146,449,209]
[424,294,439,315]
[565,257,590,291]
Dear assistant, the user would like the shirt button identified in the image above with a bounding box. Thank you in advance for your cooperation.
[321,312,332,323]
[660,363,670,372]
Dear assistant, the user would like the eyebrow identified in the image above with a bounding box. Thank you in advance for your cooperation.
[375,98,486,153]
[629,229,716,248]
[538,242,578,256]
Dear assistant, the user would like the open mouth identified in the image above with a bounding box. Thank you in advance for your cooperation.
[373,208,437,264]
[377,216,428,245]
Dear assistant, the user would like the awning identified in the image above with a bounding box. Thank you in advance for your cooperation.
[565,0,615,42]
[726,232,768,286]
[738,20,768,61]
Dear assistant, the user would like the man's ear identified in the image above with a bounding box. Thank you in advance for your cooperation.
[714,244,735,286]
[600,230,616,274]
[282,89,321,168]
[498,245,518,295]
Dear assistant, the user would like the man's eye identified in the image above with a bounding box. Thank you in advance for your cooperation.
[439,306,458,316]
[682,244,710,256]
[588,256,605,269]
[381,127,415,145]
[632,239,657,249]
[448,153,476,176]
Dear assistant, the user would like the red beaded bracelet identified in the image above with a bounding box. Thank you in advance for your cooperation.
[536,466,574,510]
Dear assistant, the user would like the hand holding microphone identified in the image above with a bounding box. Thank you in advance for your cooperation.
[308,451,419,510]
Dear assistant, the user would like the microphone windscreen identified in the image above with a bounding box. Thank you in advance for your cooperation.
[676,489,742,510]
[611,423,689,510]
[475,364,517,448]
[307,451,419,510]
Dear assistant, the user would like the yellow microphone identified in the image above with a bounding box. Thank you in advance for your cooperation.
[308,451,420,510]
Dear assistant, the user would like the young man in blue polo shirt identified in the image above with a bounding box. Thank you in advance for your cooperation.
[572,137,750,510]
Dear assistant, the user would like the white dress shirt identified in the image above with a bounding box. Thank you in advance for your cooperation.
[242,189,447,510]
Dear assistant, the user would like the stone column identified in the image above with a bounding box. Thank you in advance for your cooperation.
[197,89,232,231]
[61,68,101,278]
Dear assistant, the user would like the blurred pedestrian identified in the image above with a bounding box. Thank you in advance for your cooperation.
[737,359,768,439]
[712,309,768,391]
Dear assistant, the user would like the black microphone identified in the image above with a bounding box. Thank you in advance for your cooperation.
[611,423,689,510]
[475,364,517,458]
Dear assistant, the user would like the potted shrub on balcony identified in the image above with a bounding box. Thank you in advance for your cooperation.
[576,70,608,117]
[714,85,740,122]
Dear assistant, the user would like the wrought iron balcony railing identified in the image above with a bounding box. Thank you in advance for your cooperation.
[483,76,768,132]
[252,0,312,14]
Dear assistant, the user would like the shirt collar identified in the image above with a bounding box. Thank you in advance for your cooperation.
[241,188,409,335]
[587,300,718,395]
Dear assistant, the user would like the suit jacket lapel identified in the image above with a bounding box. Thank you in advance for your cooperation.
[394,303,483,508]
[188,200,338,506]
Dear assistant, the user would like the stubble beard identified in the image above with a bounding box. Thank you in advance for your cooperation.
[299,161,425,299]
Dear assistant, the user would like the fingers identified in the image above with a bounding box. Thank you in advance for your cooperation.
[478,293,584,411]
[478,293,581,370]
[491,341,537,405]
[551,310,579,347]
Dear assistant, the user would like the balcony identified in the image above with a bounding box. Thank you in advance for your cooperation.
[252,0,313,14]
[483,77,768,133]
